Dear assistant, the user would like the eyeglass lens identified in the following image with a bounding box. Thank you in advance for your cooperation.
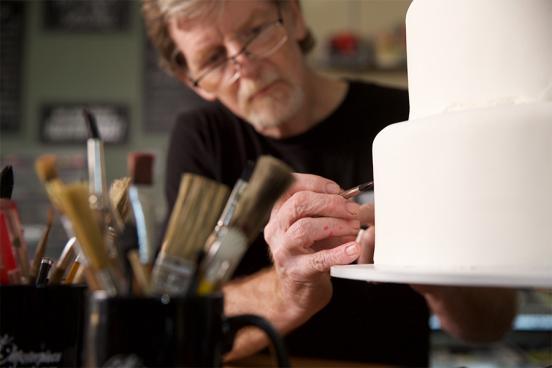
[195,21,287,91]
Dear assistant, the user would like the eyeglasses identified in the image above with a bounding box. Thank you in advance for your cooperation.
[173,8,288,93]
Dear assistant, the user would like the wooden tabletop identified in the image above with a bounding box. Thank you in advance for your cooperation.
[229,354,392,368]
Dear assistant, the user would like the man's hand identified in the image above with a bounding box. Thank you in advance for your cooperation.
[265,173,361,317]
[355,203,517,343]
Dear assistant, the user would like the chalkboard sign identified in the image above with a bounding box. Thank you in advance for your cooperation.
[43,0,129,32]
[40,104,129,144]
[0,1,26,132]
[143,38,212,133]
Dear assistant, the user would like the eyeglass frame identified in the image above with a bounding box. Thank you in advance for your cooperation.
[171,5,286,91]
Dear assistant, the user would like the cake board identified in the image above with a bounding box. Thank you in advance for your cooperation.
[331,264,552,288]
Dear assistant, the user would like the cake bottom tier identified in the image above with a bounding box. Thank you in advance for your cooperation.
[372,102,552,270]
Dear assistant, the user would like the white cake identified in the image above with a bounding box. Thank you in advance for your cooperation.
[373,0,552,272]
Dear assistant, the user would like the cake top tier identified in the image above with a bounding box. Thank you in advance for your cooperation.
[406,0,552,120]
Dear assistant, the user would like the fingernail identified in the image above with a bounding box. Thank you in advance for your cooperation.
[355,229,365,243]
[325,182,341,194]
[346,202,359,216]
[345,243,359,256]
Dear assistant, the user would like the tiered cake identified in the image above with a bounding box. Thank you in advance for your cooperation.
[372,0,552,272]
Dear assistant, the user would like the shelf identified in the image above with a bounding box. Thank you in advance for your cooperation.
[317,66,408,89]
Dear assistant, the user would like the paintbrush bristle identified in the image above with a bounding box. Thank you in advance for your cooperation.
[110,177,132,222]
[0,165,14,199]
[35,155,59,183]
[57,183,109,270]
[128,152,155,185]
[161,174,229,260]
[82,108,101,139]
[230,156,294,241]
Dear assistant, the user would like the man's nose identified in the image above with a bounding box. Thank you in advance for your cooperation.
[231,50,261,80]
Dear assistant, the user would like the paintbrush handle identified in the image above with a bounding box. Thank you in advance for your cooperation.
[29,218,53,281]
[150,252,194,295]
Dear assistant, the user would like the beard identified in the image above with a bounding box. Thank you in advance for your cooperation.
[237,70,304,131]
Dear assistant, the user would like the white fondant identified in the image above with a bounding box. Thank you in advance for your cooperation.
[406,0,552,119]
[373,103,552,270]
[372,0,552,278]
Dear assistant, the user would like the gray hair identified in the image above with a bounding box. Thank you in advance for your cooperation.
[142,0,315,76]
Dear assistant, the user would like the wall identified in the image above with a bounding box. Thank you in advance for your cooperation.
[0,0,410,250]
[1,1,166,183]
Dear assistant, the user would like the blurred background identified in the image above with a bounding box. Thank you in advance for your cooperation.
[0,1,549,367]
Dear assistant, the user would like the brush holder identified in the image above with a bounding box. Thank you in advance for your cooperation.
[85,292,290,367]
[0,285,87,367]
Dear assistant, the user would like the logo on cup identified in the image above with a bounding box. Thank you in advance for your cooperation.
[0,334,62,366]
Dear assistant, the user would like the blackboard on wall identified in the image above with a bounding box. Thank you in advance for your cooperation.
[43,0,130,32]
[39,104,129,145]
[0,1,26,132]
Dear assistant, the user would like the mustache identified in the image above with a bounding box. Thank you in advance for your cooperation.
[238,71,279,103]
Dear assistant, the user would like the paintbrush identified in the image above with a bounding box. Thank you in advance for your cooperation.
[203,161,255,253]
[63,255,81,284]
[35,257,53,287]
[35,154,82,243]
[197,227,247,295]
[116,222,141,294]
[49,236,77,284]
[150,174,229,295]
[127,152,157,267]
[83,109,127,281]
[29,207,55,281]
[229,156,295,241]
[110,177,132,223]
[83,109,124,233]
[0,165,31,283]
[198,156,294,294]
[107,177,137,283]
[57,182,126,295]
[34,155,97,286]
[127,250,151,295]
[215,160,254,233]
[339,181,374,199]
[83,108,108,203]
[34,155,67,213]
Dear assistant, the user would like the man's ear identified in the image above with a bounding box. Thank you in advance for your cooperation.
[175,71,218,101]
[287,0,308,42]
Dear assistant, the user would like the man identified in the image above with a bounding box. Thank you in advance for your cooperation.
[143,0,517,366]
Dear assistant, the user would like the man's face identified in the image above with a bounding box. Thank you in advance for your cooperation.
[169,0,308,134]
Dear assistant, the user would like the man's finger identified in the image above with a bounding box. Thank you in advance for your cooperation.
[359,203,375,227]
[302,241,360,274]
[357,226,375,264]
[283,217,360,251]
[278,191,359,229]
[272,173,341,214]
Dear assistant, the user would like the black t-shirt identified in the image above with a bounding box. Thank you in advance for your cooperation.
[165,81,430,366]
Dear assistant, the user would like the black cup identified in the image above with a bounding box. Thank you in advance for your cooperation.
[0,285,87,367]
[86,292,290,368]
